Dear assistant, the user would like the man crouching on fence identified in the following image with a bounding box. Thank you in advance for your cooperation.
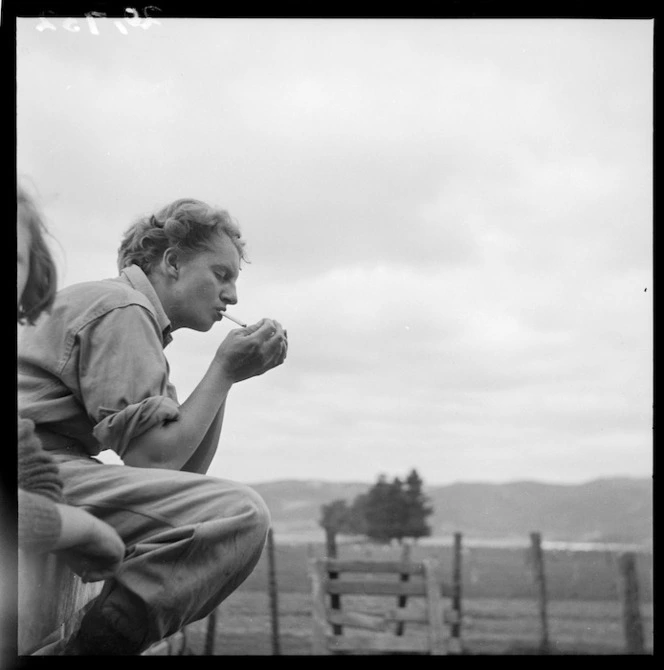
[18,198,289,655]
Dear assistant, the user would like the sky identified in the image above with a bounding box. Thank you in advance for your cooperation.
[16,17,653,486]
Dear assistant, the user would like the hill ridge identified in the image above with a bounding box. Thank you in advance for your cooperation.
[249,476,652,545]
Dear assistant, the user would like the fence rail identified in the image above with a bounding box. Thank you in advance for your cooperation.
[178,528,652,656]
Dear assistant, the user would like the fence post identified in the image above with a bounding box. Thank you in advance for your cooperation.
[266,528,281,656]
[325,527,338,560]
[617,552,645,655]
[325,528,342,635]
[448,531,463,654]
[203,609,217,655]
[529,532,550,654]
[396,542,412,636]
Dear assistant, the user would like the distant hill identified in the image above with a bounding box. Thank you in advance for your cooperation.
[250,477,652,545]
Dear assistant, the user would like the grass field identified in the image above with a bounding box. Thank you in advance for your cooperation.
[168,539,654,656]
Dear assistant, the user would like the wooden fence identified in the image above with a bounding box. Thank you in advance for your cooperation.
[176,528,651,656]
[259,529,651,656]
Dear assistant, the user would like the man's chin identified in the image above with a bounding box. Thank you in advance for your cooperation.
[190,321,214,333]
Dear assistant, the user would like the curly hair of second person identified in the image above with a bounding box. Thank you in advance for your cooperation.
[117,198,248,275]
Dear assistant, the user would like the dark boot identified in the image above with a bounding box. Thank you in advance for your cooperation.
[58,585,150,655]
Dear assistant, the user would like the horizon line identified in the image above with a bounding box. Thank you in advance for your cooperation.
[248,474,652,488]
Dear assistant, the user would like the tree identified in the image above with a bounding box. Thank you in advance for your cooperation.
[346,494,369,536]
[357,470,433,544]
[318,469,434,549]
[402,469,433,540]
[319,499,351,531]
[319,498,366,556]
[362,475,394,543]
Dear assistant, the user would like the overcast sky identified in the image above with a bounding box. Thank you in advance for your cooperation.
[16,18,653,486]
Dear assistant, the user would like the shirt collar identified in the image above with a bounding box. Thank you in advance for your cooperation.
[119,265,173,347]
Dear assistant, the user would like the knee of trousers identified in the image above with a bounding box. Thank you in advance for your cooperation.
[206,481,271,548]
[236,483,271,542]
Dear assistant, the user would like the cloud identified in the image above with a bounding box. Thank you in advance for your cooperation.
[17,18,652,485]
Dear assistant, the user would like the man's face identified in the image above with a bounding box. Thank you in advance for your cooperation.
[168,232,241,332]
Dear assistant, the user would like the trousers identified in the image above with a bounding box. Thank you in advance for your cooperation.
[47,450,271,648]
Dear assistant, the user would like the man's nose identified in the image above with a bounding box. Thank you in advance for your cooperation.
[222,284,238,305]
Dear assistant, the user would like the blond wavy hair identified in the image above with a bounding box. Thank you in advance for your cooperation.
[117,198,247,274]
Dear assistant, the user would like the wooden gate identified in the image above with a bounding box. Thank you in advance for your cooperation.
[309,557,447,655]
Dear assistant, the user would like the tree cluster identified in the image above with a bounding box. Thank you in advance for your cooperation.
[319,469,433,545]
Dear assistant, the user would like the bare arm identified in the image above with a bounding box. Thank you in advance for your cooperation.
[179,402,227,474]
[122,359,231,470]
[122,318,287,471]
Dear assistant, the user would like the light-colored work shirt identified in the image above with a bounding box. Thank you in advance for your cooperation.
[18,265,180,458]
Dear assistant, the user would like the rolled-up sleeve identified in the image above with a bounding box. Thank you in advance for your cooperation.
[75,304,180,458]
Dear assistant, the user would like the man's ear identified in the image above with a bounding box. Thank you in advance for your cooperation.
[162,247,180,280]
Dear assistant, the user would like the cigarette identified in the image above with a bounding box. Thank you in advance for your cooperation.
[223,312,247,328]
